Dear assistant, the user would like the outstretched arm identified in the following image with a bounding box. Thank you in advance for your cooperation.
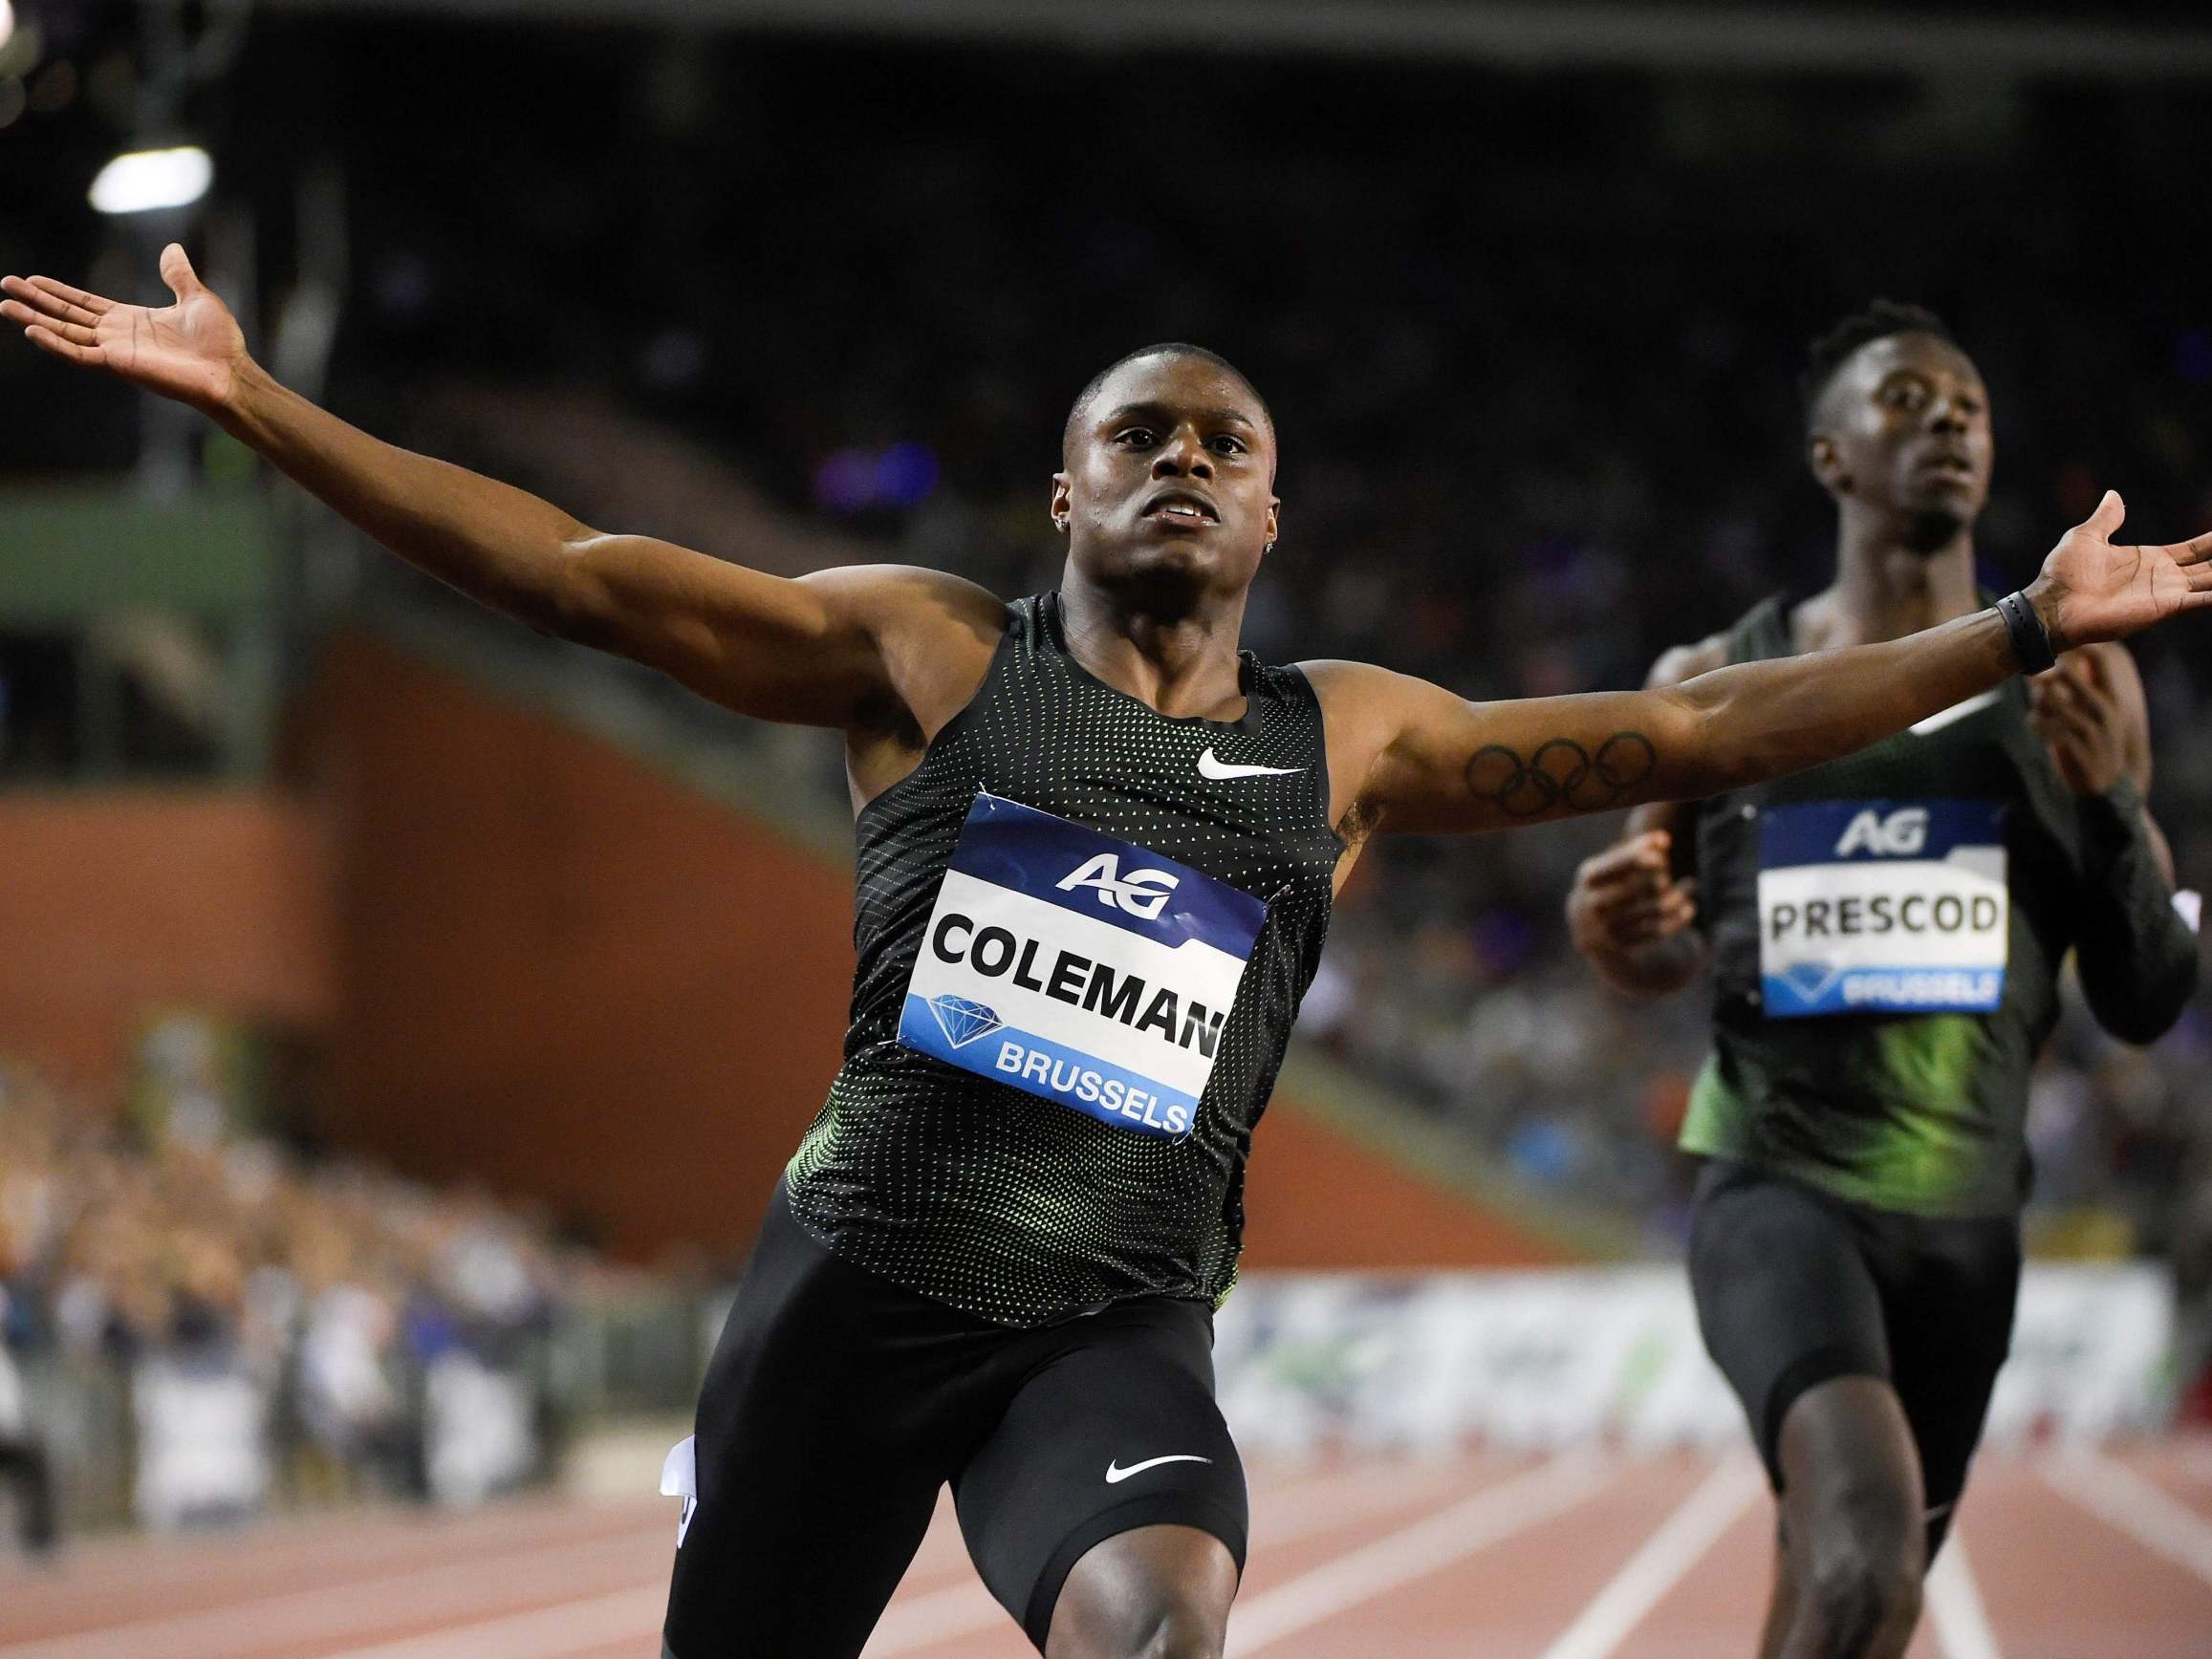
[1312,494,2212,838]
[2,246,1002,731]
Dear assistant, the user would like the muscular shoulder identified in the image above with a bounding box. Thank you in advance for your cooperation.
[1297,657,1456,755]
[803,563,1006,645]
[1295,658,1452,838]
[813,564,1007,741]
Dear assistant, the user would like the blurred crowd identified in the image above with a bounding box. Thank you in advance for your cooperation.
[284,39,2212,1271]
[5,20,2212,1467]
[0,1055,601,1544]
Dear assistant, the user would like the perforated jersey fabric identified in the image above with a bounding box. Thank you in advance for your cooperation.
[783,592,1341,1325]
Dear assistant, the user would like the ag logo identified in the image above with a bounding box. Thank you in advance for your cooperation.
[1834,807,1928,857]
[1056,852,1181,919]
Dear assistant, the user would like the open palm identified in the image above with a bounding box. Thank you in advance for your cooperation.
[2033,490,2212,649]
[2,243,244,413]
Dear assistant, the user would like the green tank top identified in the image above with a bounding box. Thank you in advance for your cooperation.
[1678,594,2085,1217]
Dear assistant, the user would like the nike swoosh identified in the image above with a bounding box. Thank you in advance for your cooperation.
[1105,1454,1214,1484]
[1198,746,1303,781]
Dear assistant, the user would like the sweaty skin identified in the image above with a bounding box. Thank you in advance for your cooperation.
[10,253,2212,1659]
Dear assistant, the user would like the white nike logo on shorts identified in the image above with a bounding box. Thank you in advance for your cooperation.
[1197,747,1302,781]
[1105,1454,1214,1484]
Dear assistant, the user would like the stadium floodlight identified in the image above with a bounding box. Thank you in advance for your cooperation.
[89,145,213,215]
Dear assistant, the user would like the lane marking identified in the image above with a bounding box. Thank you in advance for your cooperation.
[0,1526,671,1659]
[862,1458,1521,1655]
[2041,1447,2212,1587]
[860,1581,1006,1656]
[314,1584,665,1659]
[1255,1458,1487,1548]
[1534,1456,1762,1659]
[1224,1453,1616,1655]
[1925,1527,2004,1659]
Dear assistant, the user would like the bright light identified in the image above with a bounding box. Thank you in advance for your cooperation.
[0,2,13,54]
[89,145,213,215]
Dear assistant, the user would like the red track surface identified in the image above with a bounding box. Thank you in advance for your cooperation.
[4,1441,2209,1656]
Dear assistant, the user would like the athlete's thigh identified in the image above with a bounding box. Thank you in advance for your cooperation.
[1047,1524,1238,1659]
[1876,1211,2022,1537]
[1775,1375,1926,1576]
[1689,1161,1892,1487]
[954,1299,1247,1653]
[662,1186,979,1659]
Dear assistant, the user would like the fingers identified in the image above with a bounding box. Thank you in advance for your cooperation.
[1604,878,1699,945]
[2062,644,2109,690]
[2,301,99,350]
[1575,831,1671,900]
[2165,529,2212,569]
[1583,829,1670,878]
[1,274,110,328]
[2032,671,2114,728]
[19,324,102,367]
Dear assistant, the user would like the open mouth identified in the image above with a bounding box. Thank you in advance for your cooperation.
[1142,490,1219,525]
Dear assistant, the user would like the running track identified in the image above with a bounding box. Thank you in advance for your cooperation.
[5,1441,2210,1656]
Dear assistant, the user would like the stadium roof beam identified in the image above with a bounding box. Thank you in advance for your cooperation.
[255,0,2212,81]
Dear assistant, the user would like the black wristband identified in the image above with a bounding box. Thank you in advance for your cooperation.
[1997,590,2057,674]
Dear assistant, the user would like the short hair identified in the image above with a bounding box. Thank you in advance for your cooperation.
[1799,300,1958,426]
[1061,342,1273,465]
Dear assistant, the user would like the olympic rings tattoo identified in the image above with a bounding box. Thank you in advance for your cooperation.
[1464,731,1657,817]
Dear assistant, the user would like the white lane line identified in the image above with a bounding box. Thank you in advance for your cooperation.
[1224,1453,1616,1655]
[1258,1457,1491,1549]
[859,1456,1502,1655]
[315,1584,666,1659]
[1925,1527,2004,1659]
[0,1526,670,1659]
[861,1580,1006,1656]
[2041,1446,2212,1587]
[1534,1456,1762,1659]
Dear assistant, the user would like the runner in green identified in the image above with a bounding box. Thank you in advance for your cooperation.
[1568,302,2201,1659]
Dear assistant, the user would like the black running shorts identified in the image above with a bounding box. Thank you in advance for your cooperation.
[1688,1160,2020,1544]
[660,1182,1248,1659]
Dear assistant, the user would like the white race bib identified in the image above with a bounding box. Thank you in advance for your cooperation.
[1757,799,2007,1017]
[898,793,1265,1137]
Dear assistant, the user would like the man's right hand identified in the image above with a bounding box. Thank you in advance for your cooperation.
[3,244,246,414]
[1567,828,1700,968]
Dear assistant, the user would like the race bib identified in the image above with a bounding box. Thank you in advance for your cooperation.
[898,793,1266,1137]
[1757,800,2007,1017]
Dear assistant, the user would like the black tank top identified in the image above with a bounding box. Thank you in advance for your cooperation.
[785,592,1342,1325]
[1680,594,2084,1216]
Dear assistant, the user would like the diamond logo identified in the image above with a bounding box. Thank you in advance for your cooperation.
[926,995,1004,1048]
[1778,961,1844,1004]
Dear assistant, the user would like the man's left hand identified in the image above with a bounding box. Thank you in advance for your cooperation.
[2029,648,2131,796]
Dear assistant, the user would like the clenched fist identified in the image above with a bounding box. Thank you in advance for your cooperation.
[2028,649,2130,797]
[1567,828,1699,959]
